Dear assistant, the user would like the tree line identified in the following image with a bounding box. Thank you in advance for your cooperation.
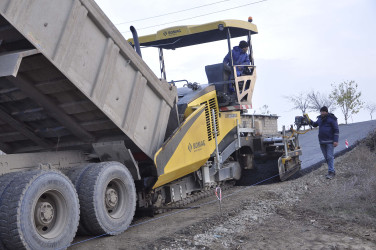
[285,80,374,124]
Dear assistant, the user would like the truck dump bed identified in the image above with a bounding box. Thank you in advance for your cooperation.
[0,0,176,157]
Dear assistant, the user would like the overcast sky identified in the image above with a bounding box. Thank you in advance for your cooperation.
[94,0,376,129]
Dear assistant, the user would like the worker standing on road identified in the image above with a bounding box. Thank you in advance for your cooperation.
[310,106,339,179]
[223,40,250,77]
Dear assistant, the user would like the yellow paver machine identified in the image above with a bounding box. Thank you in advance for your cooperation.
[128,18,302,200]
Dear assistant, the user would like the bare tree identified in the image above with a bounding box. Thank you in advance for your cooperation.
[259,105,270,115]
[284,92,310,115]
[307,90,336,112]
[365,103,376,120]
[330,80,363,124]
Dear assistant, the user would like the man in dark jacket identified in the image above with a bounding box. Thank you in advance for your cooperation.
[223,40,250,77]
[311,106,339,179]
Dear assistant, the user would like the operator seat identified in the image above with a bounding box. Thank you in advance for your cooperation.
[205,63,237,107]
[205,63,231,87]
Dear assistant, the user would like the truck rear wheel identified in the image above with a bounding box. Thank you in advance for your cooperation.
[66,164,97,236]
[76,162,136,235]
[0,170,79,250]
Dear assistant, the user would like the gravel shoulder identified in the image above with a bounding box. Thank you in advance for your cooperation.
[70,125,376,250]
[151,132,376,250]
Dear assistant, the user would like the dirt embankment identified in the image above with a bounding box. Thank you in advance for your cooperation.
[150,132,376,250]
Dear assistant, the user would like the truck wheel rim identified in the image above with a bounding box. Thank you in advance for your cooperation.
[33,190,67,239]
[104,179,126,219]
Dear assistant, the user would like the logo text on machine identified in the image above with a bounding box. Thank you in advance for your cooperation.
[188,140,205,152]
[163,29,182,36]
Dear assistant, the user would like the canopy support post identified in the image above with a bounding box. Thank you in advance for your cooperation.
[226,28,235,77]
[159,48,167,80]
[247,31,254,66]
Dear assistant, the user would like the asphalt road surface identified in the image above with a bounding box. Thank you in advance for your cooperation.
[299,120,376,169]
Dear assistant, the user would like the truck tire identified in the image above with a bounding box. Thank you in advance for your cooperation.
[76,162,136,236]
[66,164,97,236]
[0,172,22,249]
[0,170,79,250]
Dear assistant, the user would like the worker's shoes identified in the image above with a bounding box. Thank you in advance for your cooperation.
[325,172,335,179]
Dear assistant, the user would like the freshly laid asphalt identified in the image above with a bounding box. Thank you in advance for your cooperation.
[299,120,376,170]
[238,120,376,186]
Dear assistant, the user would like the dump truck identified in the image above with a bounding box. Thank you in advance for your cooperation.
[0,1,301,249]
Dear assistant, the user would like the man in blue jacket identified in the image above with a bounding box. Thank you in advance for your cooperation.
[223,40,250,77]
[311,106,339,179]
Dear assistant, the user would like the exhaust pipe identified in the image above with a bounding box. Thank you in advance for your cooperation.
[130,26,142,58]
